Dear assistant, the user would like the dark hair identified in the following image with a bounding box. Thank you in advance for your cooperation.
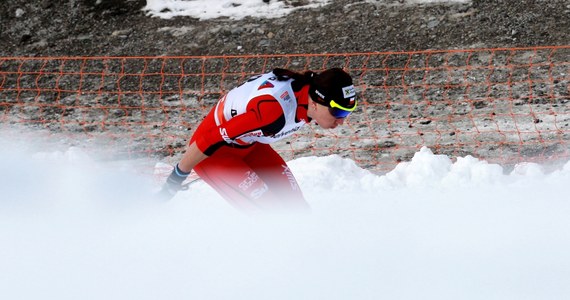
[272,68,316,92]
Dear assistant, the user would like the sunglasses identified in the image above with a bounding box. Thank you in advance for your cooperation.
[328,99,357,119]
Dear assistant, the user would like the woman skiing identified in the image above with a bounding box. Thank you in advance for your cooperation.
[158,67,357,211]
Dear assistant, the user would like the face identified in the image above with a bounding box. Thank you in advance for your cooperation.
[307,98,346,129]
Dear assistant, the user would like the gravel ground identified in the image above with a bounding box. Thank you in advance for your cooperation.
[1,0,569,57]
[1,0,570,172]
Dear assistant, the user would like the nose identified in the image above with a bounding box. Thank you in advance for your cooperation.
[335,118,345,125]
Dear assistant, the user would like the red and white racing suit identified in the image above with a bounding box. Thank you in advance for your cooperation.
[190,72,311,210]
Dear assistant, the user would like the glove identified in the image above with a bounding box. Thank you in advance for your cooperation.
[156,164,190,201]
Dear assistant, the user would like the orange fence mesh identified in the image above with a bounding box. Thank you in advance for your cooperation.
[1,46,570,172]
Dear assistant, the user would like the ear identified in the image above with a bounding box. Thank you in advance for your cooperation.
[310,101,319,113]
[310,97,319,107]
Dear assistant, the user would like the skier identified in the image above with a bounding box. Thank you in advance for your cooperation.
[157,67,357,211]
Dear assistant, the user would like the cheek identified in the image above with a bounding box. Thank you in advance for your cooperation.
[318,111,336,127]
[313,106,336,128]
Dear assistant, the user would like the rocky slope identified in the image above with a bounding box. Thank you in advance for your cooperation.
[1,0,569,57]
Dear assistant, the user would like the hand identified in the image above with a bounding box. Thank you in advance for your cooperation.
[156,164,190,201]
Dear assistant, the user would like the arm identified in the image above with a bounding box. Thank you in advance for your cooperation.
[194,97,285,155]
[178,141,207,173]
[157,97,283,200]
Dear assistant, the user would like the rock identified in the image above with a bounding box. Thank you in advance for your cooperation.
[111,29,132,38]
[20,33,32,44]
[15,8,25,18]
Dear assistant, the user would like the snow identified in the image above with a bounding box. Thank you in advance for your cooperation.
[143,0,472,20]
[143,0,332,20]
[1,138,570,299]
[2,1,568,299]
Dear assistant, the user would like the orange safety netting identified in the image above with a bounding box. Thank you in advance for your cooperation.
[1,46,569,172]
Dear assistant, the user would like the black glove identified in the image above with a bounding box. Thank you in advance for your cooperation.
[156,164,190,201]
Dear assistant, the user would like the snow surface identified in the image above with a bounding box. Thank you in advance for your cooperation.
[2,0,568,299]
[1,137,570,300]
[144,0,333,20]
[143,0,472,20]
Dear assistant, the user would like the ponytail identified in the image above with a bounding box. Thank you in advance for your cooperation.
[272,68,316,92]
